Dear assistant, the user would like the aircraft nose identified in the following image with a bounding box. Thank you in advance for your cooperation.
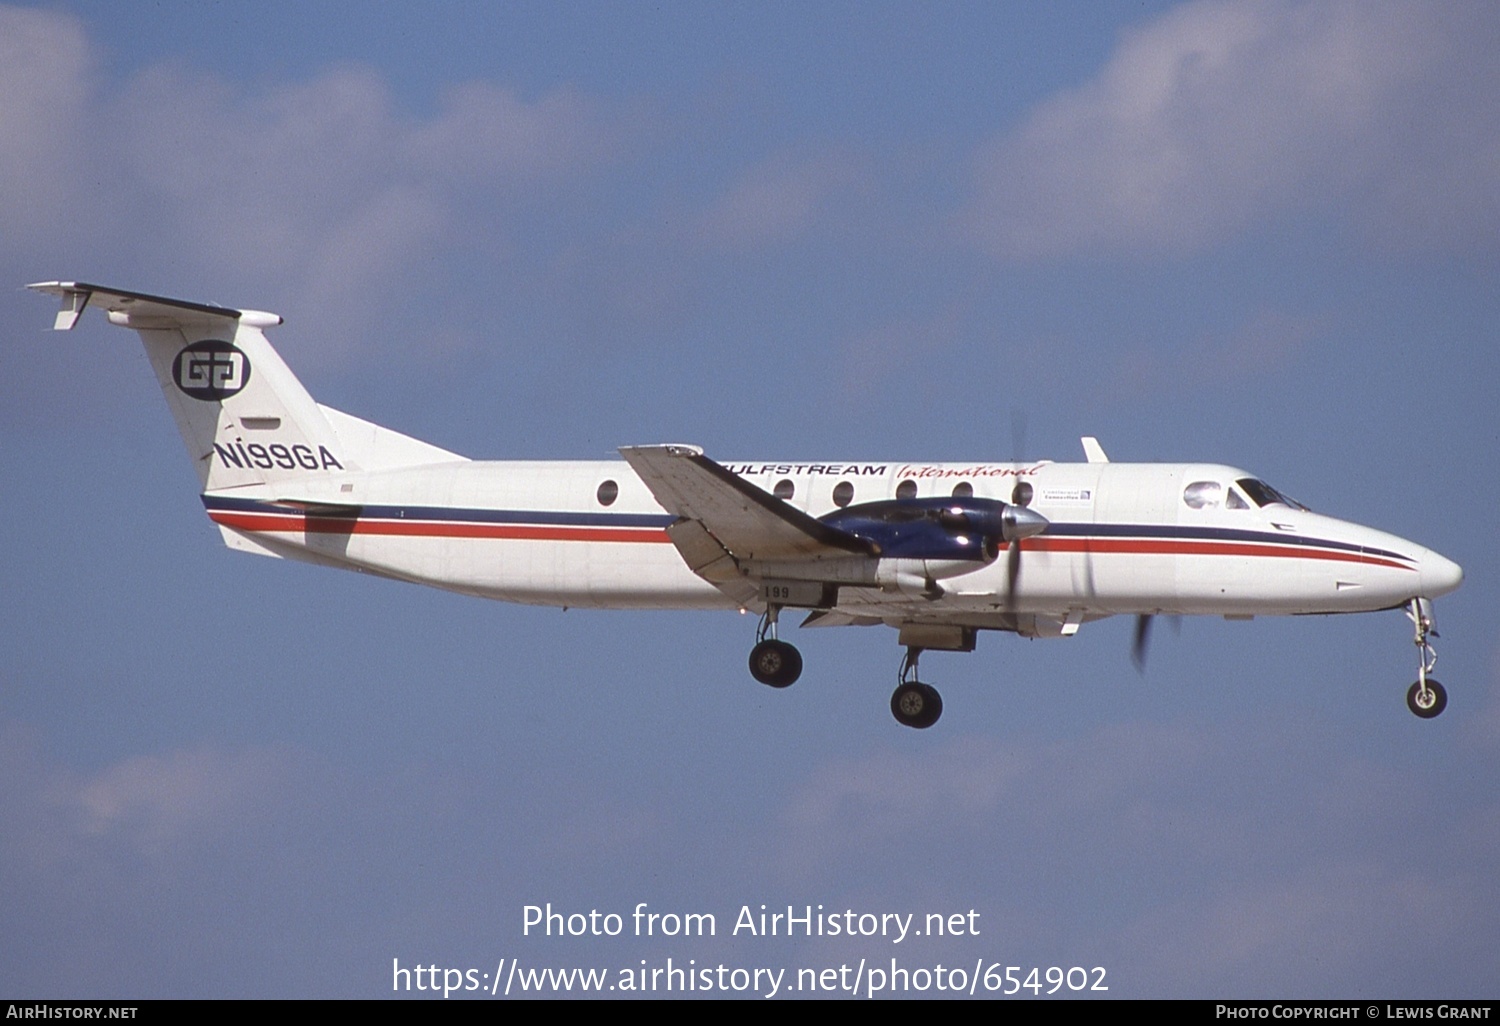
[1420,550,1464,598]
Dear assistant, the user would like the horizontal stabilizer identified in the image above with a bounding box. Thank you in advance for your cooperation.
[28,281,280,331]
[621,444,876,562]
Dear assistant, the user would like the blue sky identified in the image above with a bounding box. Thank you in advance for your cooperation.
[2,0,1497,998]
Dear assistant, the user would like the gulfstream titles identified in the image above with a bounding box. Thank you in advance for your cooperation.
[522,903,980,945]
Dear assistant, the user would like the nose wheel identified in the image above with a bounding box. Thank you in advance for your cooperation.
[1405,599,1447,719]
[890,647,942,729]
[1406,680,1447,719]
[748,605,802,688]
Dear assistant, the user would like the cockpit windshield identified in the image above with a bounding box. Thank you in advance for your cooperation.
[1236,478,1308,511]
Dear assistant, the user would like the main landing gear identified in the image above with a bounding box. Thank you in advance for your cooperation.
[1404,599,1447,719]
[745,606,944,728]
[890,647,942,730]
[748,605,802,688]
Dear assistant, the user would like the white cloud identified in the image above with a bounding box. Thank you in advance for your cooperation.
[0,6,92,237]
[408,81,606,183]
[969,0,1500,259]
[0,722,296,873]
[76,747,291,855]
[698,151,870,248]
[0,5,616,355]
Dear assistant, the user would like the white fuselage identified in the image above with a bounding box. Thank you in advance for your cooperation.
[203,457,1462,625]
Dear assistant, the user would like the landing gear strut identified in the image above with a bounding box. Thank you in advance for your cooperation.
[1405,598,1447,719]
[890,647,942,729]
[748,605,802,688]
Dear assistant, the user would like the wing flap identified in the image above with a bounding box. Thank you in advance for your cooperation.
[666,519,760,607]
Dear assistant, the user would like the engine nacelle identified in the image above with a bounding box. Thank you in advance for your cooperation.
[875,557,990,596]
[819,496,1048,564]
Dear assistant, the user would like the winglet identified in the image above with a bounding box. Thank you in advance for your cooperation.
[1081,436,1109,463]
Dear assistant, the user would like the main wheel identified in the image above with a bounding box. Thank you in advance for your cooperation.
[1406,679,1447,719]
[748,639,802,687]
[890,681,943,729]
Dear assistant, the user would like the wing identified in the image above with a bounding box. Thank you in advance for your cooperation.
[620,445,876,607]
[620,445,875,561]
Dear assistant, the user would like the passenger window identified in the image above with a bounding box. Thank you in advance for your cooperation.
[596,480,619,506]
[896,479,917,500]
[832,481,854,507]
[774,479,795,500]
[952,481,973,498]
[1183,481,1222,509]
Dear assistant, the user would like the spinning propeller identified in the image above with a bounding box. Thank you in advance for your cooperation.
[1003,410,1047,609]
[1002,490,1046,609]
[1131,612,1182,672]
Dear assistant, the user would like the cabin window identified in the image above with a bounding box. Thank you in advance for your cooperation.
[596,480,619,506]
[1183,481,1222,509]
[951,481,973,498]
[896,479,917,500]
[832,481,854,507]
[1011,480,1034,507]
[774,479,795,500]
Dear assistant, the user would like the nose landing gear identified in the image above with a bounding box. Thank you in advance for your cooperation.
[890,647,942,729]
[1405,599,1447,719]
[748,605,802,688]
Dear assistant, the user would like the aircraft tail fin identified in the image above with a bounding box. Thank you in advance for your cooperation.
[29,282,465,492]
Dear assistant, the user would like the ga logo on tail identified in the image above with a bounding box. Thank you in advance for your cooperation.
[173,340,250,400]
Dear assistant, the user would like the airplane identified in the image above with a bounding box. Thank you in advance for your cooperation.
[29,281,1465,729]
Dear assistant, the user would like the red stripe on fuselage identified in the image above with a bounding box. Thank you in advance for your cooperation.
[1021,536,1413,570]
[208,510,1413,569]
[208,510,673,544]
